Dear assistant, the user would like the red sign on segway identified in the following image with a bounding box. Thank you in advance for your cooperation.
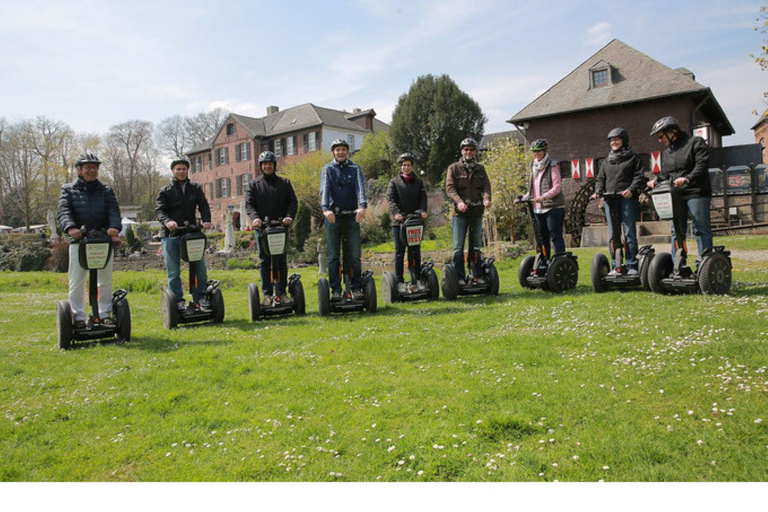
[406,225,423,246]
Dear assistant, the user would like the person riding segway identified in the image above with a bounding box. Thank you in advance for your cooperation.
[56,152,130,349]
[382,152,439,303]
[245,151,305,320]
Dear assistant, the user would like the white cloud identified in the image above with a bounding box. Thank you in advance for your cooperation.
[582,22,612,46]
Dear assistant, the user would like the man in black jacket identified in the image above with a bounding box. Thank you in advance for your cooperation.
[155,157,213,311]
[57,152,122,328]
[246,151,298,306]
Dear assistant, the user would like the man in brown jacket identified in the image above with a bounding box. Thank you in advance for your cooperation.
[445,138,492,284]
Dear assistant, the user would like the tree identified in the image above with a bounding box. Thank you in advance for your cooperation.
[753,1,768,106]
[280,150,331,228]
[389,74,486,184]
[156,114,187,158]
[184,107,230,149]
[354,130,396,180]
[480,137,530,243]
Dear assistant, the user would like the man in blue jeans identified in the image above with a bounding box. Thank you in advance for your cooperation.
[445,138,492,284]
[648,116,712,263]
[155,157,213,311]
[320,139,367,300]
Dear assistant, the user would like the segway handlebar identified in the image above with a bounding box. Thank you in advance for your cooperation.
[333,207,358,216]
[258,218,288,230]
[169,222,203,237]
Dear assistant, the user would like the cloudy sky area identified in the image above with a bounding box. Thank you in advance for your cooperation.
[0,0,764,147]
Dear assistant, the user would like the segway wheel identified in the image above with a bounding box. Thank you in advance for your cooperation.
[318,278,331,317]
[488,264,500,296]
[590,253,610,293]
[247,283,261,321]
[365,277,377,313]
[210,288,225,323]
[698,252,732,295]
[115,298,131,342]
[547,256,579,292]
[292,280,306,316]
[57,300,73,350]
[427,268,440,301]
[518,255,535,289]
[381,271,398,304]
[648,252,673,295]
[161,288,179,329]
[639,252,654,291]
[441,264,459,300]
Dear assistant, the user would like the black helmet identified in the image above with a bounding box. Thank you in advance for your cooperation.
[170,157,190,170]
[258,151,277,165]
[398,152,416,164]
[607,128,629,144]
[331,139,350,151]
[650,116,679,136]
[530,139,548,151]
[460,138,478,150]
[75,152,101,168]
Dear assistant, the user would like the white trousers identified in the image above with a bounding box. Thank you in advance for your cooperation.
[68,243,114,321]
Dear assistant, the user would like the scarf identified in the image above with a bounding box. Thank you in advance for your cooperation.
[461,157,477,171]
[401,171,414,183]
[607,145,637,164]
[532,153,551,174]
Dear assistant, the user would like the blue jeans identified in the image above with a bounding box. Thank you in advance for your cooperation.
[256,231,288,296]
[326,215,362,294]
[604,197,639,270]
[670,196,713,259]
[162,237,208,302]
[393,226,422,283]
[534,207,566,257]
[452,214,483,281]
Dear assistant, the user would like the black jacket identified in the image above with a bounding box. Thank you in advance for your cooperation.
[155,179,212,237]
[245,173,298,222]
[659,133,711,199]
[57,177,121,243]
[595,150,646,196]
[386,173,427,227]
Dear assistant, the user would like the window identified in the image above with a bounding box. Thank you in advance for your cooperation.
[287,136,296,156]
[242,142,251,161]
[274,139,283,157]
[226,123,235,136]
[591,68,609,88]
[208,182,214,199]
[220,177,230,198]
[302,133,309,153]
[215,180,221,198]
[208,153,212,170]
[236,173,252,195]
[217,147,229,166]
[347,134,355,152]
[195,156,202,173]
[309,131,318,152]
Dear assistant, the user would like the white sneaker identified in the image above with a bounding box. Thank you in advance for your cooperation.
[627,268,638,276]
[397,282,407,294]
[417,281,426,291]
[607,270,619,277]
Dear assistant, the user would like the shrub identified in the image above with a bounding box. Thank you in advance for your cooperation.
[0,238,52,271]
[226,257,257,270]
[46,239,70,272]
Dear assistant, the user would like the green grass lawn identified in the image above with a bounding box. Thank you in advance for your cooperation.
[1,236,767,482]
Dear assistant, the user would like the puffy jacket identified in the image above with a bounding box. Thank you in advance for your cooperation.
[595,149,646,196]
[386,173,427,227]
[319,159,367,213]
[659,133,711,199]
[57,177,121,243]
[445,160,491,216]
[245,173,298,222]
[155,179,212,237]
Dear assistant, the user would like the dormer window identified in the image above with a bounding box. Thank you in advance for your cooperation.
[226,123,235,136]
[592,69,609,87]
[589,61,613,89]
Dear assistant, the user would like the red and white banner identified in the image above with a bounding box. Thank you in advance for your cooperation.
[571,159,580,179]
[651,151,661,174]
[585,157,594,178]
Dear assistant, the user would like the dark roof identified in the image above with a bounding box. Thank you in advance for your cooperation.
[187,137,214,155]
[479,130,525,150]
[509,39,734,135]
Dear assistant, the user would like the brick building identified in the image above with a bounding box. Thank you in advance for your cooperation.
[752,110,768,164]
[186,103,388,228]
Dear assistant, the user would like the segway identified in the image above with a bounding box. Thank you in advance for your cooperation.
[247,218,306,320]
[318,209,377,316]
[647,181,731,295]
[440,202,500,300]
[590,191,655,293]
[161,223,225,329]
[382,212,440,304]
[516,197,579,292]
[56,228,131,350]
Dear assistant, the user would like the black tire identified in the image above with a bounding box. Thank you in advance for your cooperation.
[161,288,179,329]
[547,256,579,292]
[365,277,377,313]
[698,252,732,295]
[518,255,535,289]
[648,252,673,295]
[210,288,225,323]
[488,264,500,296]
[115,298,131,341]
[293,280,306,315]
[639,252,654,291]
[427,268,440,301]
[441,264,459,300]
[591,253,610,293]
[318,278,330,317]
[57,300,73,350]
[381,271,398,304]
[247,283,261,321]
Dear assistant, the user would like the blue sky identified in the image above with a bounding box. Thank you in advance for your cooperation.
[0,0,764,146]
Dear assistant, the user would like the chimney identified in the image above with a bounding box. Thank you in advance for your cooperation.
[352,108,361,114]
[267,106,279,115]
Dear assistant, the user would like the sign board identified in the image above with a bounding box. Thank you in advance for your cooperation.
[585,158,594,178]
[651,151,661,174]
[571,159,580,179]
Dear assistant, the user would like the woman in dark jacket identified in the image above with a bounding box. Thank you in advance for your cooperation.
[386,153,428,292]
[592,128,647,274]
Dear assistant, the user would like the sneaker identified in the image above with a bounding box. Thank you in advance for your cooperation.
[331,291,342,302]
[627,268,639,276]
[397,282,407,294]
[198,298,211,310]
[458,279,466,286]
[73,319,86,329]
[101,316,116,327]
[352,289,365,300]
[262,295,273,307]
[476,277,487,285]
[279,294,292,305]
[607,270,619,277]
[177,299,186,311]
